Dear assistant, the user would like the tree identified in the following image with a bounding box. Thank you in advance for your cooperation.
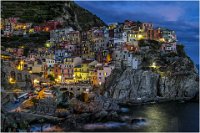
[47,75,55,81]
[177,44,186,57]
[23,47,30,57]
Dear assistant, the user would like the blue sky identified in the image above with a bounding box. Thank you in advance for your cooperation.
[75,1,199,64]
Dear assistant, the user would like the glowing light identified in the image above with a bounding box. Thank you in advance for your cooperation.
[9,78,16,84]
[20,61,24,64]
[137,34,143,40]
[45,42,51,48]
[17,65,21,70]
[99,82,102,85]
[34,79,39,84]
[104,72,107,76]
[29,29,34,33]
[45,27,49,32]
[159,38,165,42]
[150,62,157,68]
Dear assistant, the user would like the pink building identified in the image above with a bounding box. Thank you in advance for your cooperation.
[13,48,24,57]
[96,65,115,85]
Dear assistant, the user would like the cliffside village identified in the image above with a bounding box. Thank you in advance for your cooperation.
[1,18,177,90]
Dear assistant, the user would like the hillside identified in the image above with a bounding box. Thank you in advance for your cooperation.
[1,1,106,31]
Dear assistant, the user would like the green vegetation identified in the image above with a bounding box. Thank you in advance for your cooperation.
[47,75,55,81]
[23,47,30,57]
[1,32,49,48]
[176,44,186,57]
[1,1,106,30]
[2,1,65,24]
[70,2,106,30]
[138,40,161,50]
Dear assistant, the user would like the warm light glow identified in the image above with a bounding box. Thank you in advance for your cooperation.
[17,65,21,70]
[45,42,51,48]
[17,60,24,71]
[20,61,24,64]
[99,82,102,85]
[29,29,34,33]
[23,26,26,29]
[58,75,61,79]
[137,34,143,40]
[9,78,16,84]
[34,79,39,84]
[29,71,32,73]
[150,62,157,68]
[104,72,107,76]
[159,38,165,42]
[45,27,49,32]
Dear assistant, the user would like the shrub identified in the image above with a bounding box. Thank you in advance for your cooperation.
[47,75,55,81]
[177,44,186,57]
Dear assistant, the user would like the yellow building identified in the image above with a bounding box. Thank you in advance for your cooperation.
[74,61,91,82]
[81,62,89,81]
[74,65,82,82]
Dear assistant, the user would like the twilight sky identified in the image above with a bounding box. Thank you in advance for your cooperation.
[75,1,199,64]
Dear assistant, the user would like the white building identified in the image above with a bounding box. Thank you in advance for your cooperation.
[131,57,141,69]
[161,42,177,52]
[50,27,74,43]
[45,59,55,68]
[97,65,115,84]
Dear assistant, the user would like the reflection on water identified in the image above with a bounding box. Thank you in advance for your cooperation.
[30,123,63,132]
[84,122,127,130]
[83,102,199,132]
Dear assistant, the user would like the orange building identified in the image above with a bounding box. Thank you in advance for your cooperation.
[123,43,139,52]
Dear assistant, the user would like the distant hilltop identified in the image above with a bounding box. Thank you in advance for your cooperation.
[1,1,106,31]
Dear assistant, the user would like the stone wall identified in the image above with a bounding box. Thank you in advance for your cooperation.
[35,97,57,115]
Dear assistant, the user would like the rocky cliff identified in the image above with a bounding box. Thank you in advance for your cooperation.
[104,42,199,104]
[104,68,198,104]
